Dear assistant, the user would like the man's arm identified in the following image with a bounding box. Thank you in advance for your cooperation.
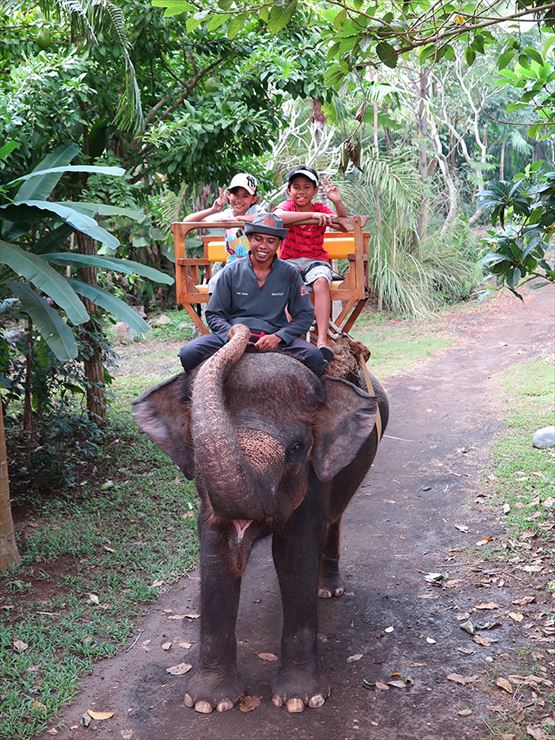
[274,272,314,345]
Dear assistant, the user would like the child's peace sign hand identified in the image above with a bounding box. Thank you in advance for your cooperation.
[212,187,227,212]
[322,177,342,204]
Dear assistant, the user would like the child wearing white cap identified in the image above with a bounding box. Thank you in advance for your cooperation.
[184,173,263,292]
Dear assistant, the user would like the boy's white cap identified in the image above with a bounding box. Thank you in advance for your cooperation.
[227,173,257,195]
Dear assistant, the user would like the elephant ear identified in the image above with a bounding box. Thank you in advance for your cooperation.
[312,377,377,482]
[131,373,195,479]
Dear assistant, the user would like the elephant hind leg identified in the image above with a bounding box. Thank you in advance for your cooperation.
[318,520,345,599]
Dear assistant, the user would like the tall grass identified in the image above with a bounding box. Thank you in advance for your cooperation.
[339,148,483,316]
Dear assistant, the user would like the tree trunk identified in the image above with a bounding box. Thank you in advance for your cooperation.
[76,232,107,426]
[0,397,20,570]
[416,70,430,240]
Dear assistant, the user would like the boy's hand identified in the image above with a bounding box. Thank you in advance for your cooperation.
[322,177,343,204]
[212,187,227,212]
[315,211,335,226]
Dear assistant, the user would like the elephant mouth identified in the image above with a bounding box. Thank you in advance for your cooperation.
[232,519,253,542]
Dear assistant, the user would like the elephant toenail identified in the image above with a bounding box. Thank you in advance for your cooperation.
[216,699,234,712]
[308,694,325,708]
[286,698,305,713]
[195,700,213,714]
[334,587,344,596]
[318,588,332,599]
[183,693,194,708]
[272,694,284,707]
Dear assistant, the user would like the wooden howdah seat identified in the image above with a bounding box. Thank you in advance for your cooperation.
[172,216,370,336]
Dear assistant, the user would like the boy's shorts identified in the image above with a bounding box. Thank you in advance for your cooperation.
[287,258,344,288]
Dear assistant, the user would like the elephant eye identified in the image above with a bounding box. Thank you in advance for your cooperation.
[288,440,303,455]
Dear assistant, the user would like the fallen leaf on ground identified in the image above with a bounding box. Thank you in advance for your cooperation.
[13,639,28,652]
[257,652,278,662]
[167,614,185,620]
[87,710,115,721]
[384,626,394,633]
[347,653,363,662]
[460,620,476,635]
[176,641,192,649]
[475,602,500,610]
[458,708,472,716]
[80,714,91,727]
[151,580,163,588]
[46,730,58,736]
[86,593,100,605]
[473,635,497,647]
[503,504,511,514]
[476,621,501,631]
[512,596,535,606]
[496,677,513,693]
[526,725,547,740]
[424,572,447,584]
[508,612,524,622]
[455,524,469,533]
[31,701,46,711]
[476,538,494,546]
[375,681,390,691]
[426,637,436,644]
[239,696,261,713]
[184,613,200,619]
[457,647,475,655]
[161,642,172,651]
[448,673,479,686]
[166,663,192,676]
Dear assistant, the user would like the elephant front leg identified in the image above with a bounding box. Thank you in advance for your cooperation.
[318,519,345,598]
[271,495,330,713]
[184,523,243,713]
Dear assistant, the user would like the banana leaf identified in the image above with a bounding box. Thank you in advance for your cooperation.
[8,281,78,361]
[67,278,149,333]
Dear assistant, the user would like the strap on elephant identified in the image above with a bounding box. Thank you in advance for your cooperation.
[358,357,383,444]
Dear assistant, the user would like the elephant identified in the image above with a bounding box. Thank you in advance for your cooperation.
[132,324,388,715]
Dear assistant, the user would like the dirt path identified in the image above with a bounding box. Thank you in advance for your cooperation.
[44,287,554,740]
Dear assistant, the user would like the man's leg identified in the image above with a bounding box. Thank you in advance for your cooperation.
[179,333,226,371]
[281,338,327,376]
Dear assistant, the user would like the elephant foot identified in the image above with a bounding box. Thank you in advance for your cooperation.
[272,668,331,713]
[183,666,243,714]
[318,571,345,599]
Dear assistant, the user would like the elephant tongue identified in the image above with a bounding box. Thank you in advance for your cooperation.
[233,519,253,542]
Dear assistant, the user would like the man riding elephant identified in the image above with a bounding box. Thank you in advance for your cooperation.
[178,211,329,377]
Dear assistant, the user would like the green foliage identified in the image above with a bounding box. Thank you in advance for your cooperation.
[158,1,554,141]
[480,163,555,297]
[339,150,482,316]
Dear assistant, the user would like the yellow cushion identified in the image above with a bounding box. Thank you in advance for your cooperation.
[206,237,357,262]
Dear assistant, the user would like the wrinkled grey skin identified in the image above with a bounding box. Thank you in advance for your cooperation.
[132,325,389,715]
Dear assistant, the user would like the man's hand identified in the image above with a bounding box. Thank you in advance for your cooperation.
[322,177,343,205]
[211,187,227,212]
[254,334,281,352]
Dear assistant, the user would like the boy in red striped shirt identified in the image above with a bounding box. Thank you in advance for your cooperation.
[274,165,349,360]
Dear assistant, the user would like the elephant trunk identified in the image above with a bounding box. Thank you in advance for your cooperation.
[191,325,274,521]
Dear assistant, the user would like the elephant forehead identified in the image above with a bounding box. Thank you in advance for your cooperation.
[236,426,285,472]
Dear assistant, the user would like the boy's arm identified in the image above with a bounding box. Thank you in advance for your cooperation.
[183,188,227,223]
[274,209,335,227]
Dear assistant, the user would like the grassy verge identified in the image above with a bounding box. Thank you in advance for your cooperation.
[0,303,462,737]
[490,357,554,548]
[0,374,198,739]
[480,357,555,738]
[353,311,453,380]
